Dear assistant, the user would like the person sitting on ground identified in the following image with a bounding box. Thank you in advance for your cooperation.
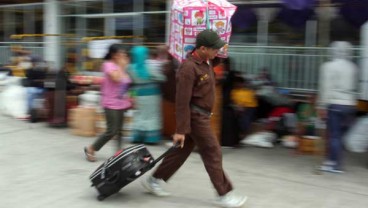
[24,56,47,122]
[296,93,318,137]
[230,75,258,140]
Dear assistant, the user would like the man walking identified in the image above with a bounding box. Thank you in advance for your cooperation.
[317,41,358,173]
[142,29,247,208]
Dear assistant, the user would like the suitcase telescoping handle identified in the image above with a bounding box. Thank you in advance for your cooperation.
[152,143,180,165]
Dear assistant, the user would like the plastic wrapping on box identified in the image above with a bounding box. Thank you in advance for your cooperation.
[169,0,236,62]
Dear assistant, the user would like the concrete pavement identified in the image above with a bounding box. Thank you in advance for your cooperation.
[1,115,368,208]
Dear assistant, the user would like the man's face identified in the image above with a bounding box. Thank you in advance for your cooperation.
[199,46,220,60]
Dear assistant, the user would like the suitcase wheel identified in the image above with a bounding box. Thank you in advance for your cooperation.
[97,195,106,201]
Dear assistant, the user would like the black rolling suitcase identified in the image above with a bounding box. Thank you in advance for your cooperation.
[90,144,177,201]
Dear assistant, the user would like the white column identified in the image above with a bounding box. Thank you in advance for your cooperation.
[76,1,86,72]
[76,1,86,38]
[166,0,172,45]
[133,0,144,44]
[316,5,337,46]
[24,6,36,42]
[43,0,61,70]
[257,19,268,45]
[305,20,317,46]
[255,8,277,45]
[104,0,115,36]
[360,22,368,100]
[3,10,15,42]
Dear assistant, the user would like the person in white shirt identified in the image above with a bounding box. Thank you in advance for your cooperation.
[317,41,358,173]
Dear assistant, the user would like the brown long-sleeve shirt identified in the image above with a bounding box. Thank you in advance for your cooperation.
[175,53,216,134]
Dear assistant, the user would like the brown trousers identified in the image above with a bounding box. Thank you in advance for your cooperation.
[153,112,233,196]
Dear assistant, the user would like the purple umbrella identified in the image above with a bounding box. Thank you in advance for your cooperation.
[338,0,368,28]
[231,6,257,30]
[277,6,315,29]
[282,0,316,10]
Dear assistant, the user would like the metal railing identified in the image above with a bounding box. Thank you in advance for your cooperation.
[0,43,363,93]
[0,42,44,65]
[228,45,363,92]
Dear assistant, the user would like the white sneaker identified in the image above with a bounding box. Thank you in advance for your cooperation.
[321,160,336,167]
[216,191,247,208]
[141,176,171,197]
[318,165,345,174]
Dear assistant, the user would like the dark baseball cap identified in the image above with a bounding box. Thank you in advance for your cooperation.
[195,29,226,49]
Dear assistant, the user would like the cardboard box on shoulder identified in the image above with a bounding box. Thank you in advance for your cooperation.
[169,0,236,62]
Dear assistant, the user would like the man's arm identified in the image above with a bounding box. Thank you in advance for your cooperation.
[174,62,195,147]
[175,61,195,134]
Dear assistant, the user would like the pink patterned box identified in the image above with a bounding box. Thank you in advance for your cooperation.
[169,0,237,62]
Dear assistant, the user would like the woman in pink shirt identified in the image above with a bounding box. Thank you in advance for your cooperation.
[84,44,132,162]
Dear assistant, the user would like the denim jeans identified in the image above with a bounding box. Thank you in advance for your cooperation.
[27,87,44,113]
[238,107,256,134]
[327,104,356,168]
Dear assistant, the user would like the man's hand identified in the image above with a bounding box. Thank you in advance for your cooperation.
[173,133,185,148]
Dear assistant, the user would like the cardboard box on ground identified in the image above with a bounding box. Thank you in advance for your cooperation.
[297,129,326,155]
[68,107,96,137]
[68,106,134,139]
